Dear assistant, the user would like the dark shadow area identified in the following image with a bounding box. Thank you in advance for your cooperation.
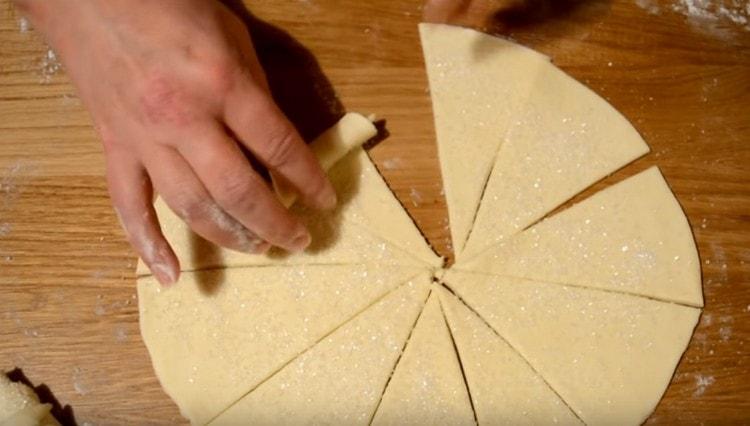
[5,368,77,426]
[221,0,346,141]
[486,0,611,40]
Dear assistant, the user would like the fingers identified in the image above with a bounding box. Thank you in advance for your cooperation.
[104,151,179,286]
[177,124,312,253]
[423,0,471,22]
[223,77,337,211]
[143,146,271,255]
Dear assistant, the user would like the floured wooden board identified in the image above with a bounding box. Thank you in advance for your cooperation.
[2,0,748,424]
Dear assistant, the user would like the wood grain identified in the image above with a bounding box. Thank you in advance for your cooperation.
[1,0,748,424]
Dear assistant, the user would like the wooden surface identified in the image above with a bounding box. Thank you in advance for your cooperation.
[1,0,748,424]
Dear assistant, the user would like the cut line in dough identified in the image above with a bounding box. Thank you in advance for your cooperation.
[209,273,432,425]
[419,23,551,256]
[371,291,475,426]
[458,166,703,307]
[443,269,700,426]
[459,53,649,261]
[437,286,582,426]
[138,264,427,424]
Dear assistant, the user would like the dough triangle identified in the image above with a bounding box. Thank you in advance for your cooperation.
[459,59,649,261]
[419,23,550,255]
[459,167,703,307]
[137,264,427,425]
[436,286,582,426]
[210,273,432,425]
[443,270,700,426]
[328,149,441,268]
[371,291,474,426]
[139,195,430,275]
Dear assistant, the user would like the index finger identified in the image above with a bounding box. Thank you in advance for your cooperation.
[223,78,337,211]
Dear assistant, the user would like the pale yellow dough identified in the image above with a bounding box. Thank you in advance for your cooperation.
[419,23,550,255]
[138,264,425,424]
[0,375,59,426]
[210,273,431,425]
[459,53,649,261]
[459,167,703,307]
[443,270,700,426]
[136,24,702,426]
[371,291,474,426]
[437,286,582,426]
[137,113,439,276]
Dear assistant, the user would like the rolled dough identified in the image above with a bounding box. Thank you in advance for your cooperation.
[0,375,59,426]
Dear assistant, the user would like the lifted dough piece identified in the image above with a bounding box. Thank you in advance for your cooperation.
[210,274,431,425]
[328,149,441,268]
[459,59,649,261]
[372,291,474,426]
[138,264,426,425]
[437,286,582,426]
[419,23,550,255]
[137,113,437,275]
[443,270,700,426]
[140,196,430,275]
[459,167,703,307]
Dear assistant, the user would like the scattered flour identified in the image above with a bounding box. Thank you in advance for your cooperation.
[40,47,62,84]
[635,0,750,37]
[72,367,90,395]
[636,0,661,15]
[408,188,424,207]
[693,374,715,397]
[381,157,403,171]
[17,17,30,33]
[0,222,11,237]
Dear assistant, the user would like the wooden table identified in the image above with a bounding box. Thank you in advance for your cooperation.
[1,0,748,424]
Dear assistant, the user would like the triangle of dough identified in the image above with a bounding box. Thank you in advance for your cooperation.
[459,167,703,307]
[210,273,432,425]
[139,195,430,275]
[137,264,427,425]
[328,149,441,268]
[459,59,649,261]
[371,291,474,426]
[419,23,550,255]
[443,270,700,426]
[436,286,582,426]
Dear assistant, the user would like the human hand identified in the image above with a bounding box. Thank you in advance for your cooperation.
[16,0,337,285]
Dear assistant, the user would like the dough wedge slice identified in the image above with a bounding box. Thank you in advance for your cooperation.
[459,58,649,261]
[328,149,441,268]
[419,23,550,255]
[459,167,703,307]
[138,264,427,425]
[371,291,474,426]
[138,113,438,275]
[210,273,432,425]
[436,286,582,426]
[443,270,700,426]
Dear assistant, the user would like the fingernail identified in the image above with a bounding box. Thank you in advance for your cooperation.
[151,262,177,286]
[290,230,311,253]
[318,185,337,210]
